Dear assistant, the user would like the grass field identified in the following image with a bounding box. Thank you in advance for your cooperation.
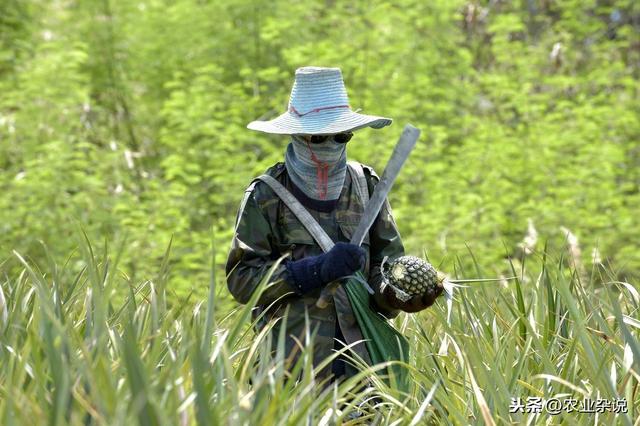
[0,232,638,425]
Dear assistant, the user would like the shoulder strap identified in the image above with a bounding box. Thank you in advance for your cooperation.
[235,181,258,231]
[254,175,335,253]
[347,161,370,206]
[235,163,286,231]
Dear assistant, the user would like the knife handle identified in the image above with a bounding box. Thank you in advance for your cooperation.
[316,281,340,309]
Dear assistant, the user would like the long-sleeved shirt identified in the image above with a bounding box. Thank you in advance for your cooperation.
[225,161,405,380]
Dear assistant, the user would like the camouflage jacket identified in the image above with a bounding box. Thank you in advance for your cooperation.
[226,161,405,378]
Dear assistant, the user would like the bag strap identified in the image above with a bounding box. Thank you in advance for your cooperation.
[253,163,370,252]
[346,161,370,206]
[254,175,335,253]
[234,181,258,231]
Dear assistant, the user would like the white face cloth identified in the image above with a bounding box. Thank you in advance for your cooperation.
[284,135,347,201]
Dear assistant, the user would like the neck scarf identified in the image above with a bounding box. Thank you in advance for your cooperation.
[284,135,347,201]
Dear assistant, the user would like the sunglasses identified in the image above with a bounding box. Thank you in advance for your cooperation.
[306,132,354,144]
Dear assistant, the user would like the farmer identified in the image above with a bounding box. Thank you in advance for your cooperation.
[226,67,442,382]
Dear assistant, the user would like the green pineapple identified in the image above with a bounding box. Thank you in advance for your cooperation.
[381,256,445,301]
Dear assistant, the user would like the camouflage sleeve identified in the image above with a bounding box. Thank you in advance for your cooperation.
[225,184,296,306]
[365,170,405,319]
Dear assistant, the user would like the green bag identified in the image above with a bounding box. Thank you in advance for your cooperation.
[344,271,410,392]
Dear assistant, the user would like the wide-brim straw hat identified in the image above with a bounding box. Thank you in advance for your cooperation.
[247,67,392,135]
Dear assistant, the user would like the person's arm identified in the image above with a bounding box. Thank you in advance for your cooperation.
[365,171,405,318]
[226,187,296,306]
[226,185,367,306]
[366,170,443,316]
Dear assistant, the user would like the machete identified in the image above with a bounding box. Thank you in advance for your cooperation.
[316,124,421,308]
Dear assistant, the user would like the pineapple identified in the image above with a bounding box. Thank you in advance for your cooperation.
[381,256,445,302]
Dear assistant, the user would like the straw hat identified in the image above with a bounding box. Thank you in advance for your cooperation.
[247,67,392,135]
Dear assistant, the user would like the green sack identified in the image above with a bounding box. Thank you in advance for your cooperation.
[344,272,410,392]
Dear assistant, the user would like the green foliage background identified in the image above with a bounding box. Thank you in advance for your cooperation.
[1,0,639,303]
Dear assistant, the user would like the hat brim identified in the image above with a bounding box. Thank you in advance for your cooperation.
[247,108,392,135]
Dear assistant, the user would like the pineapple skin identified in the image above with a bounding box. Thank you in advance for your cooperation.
[383,256,442,297]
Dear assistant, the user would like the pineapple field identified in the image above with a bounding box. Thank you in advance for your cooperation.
[1,0,639,424]
[0,234,638,424]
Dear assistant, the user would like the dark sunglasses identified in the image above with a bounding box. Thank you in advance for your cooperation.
[308,132,353,144]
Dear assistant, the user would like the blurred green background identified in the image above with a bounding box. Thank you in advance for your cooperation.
[1,0,638,302]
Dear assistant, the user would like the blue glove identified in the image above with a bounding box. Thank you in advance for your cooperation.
[285,242,366,295]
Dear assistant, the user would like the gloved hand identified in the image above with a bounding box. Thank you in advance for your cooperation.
[285,242,366,295]
[381,283,444,313]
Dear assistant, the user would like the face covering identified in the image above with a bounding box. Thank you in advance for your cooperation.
[284,135,347,201]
